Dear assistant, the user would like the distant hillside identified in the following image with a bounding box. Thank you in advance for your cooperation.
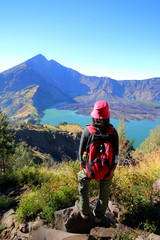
[14,123,82,163]
[0,54,160,122]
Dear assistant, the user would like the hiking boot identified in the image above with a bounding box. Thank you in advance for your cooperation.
[93,209,102,223]
[75,200,89,220]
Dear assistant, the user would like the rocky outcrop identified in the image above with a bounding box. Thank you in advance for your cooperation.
[53,199,117,234]
[1,209,16,229]
[54,206,96,233]
[0,210,44,240]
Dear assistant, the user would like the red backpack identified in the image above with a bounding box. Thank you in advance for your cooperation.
[85,125,115,180]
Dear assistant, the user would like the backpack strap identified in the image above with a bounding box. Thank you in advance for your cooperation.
[86,125,97,134]
[86,125,115,135]
[86,125,115,154]
[107,126,115,135]
[85,125,96,152]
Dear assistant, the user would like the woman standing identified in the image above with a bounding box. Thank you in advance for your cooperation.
[75,101,119,222]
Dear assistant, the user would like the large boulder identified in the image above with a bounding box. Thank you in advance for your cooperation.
[31,226,89,240]
[0,209,15,228]
[54,206,96,233]
[54,199,116,234]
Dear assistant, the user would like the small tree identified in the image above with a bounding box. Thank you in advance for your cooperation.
[139,125,160,153]
[11,141,34,170]
[118,118,134,166]
[0,109,15,174]
[42,153,55,168]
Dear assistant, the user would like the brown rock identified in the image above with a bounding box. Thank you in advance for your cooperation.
[54,206,96,233]
[147,233,160,240]
[116,223,135,235]
[153,179,160,192]
[31,226,89,240]
[0,228,11,239]
[108,201,121,222]
[90,227,116,239]
[0,209,15,228]
[10,228,17,240]
[19,223,28,233]
[28,217,45,232]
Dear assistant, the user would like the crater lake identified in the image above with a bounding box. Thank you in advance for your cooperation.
[40,107,160,149]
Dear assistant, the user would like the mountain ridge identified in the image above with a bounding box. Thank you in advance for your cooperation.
[0,54,160,123]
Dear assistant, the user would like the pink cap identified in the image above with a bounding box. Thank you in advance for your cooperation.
[91,101,110,119]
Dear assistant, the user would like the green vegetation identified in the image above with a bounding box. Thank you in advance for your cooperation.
[0,197,16,211]
[13,122,82,164]
[1,150,160,231]
[7,162,80,224]
[0,109,36,174]
[10,141,34,170]
[0,110,15,174]
[113,231,135,240]
[0,85,39,123]
[139,125,160,153]
[0,112,82,173]
[1,109,160,234]
[111,152,160,231]
[118,118,134,165]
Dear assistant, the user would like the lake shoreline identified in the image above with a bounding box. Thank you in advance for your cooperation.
[40,106,160,149]
[56,101,160,122]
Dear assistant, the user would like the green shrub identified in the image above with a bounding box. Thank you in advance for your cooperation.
[0,197,16,210]
[0,173,18,192]
[41,186,77,223]
[113,231,135,240]
[111,162,160,230]
[16,164,79,224]
[16,191,42,222]
[140,219,158,233]
[11,141,34,170]
[16,182,78,224]
[39,175,78,223]
[15,160,99,224]
[0,166,47,191]
[16,166,42,186]
[139,125,160,153]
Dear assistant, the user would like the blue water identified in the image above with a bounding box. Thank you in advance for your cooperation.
[40,107,160,149]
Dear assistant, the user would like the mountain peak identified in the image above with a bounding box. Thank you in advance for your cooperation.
[26,54,47,64]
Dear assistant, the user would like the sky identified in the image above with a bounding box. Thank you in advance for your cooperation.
[0,0,160,80]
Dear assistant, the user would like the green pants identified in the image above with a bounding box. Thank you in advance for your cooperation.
[78,168,114,217]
